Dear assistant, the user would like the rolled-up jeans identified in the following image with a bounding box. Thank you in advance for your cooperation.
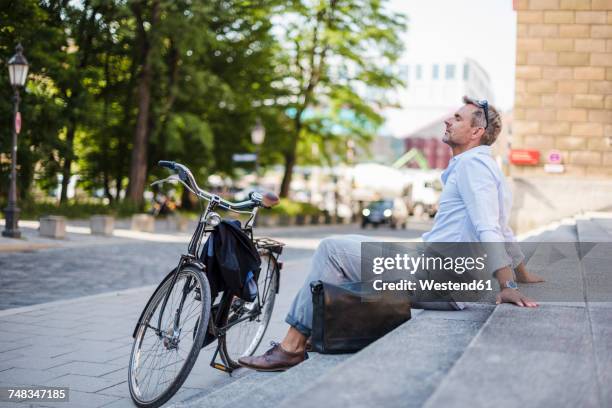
[284,235,464,337]
[285,235,370,337]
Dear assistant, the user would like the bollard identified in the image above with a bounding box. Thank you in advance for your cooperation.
[90,215,114,236]
[39,216,66,239]
[131,214,155,233]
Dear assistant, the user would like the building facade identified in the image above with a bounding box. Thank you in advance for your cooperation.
[383,58,496,138]
[511,0,612,232]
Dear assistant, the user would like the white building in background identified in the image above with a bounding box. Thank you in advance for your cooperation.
[382,57,495,138]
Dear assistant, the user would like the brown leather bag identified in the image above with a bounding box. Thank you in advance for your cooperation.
[310,280,411,354]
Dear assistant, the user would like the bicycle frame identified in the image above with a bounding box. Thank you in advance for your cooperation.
[134,161,283,374]
[155,190,260,341]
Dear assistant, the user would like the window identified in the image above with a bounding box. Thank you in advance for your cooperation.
[445,64,455,79]
[432,64,439,80]
[463,63,469,80]
[416,64,422,80]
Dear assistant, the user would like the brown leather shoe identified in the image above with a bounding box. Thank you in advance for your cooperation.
[239,342,308,372]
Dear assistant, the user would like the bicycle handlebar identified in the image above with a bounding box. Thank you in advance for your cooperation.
[157,160,279,212]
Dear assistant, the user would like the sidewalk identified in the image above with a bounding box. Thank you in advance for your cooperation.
[3,214,609,407]
[0,253,311,408]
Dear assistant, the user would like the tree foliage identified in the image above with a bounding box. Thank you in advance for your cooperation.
[0,0,405,207]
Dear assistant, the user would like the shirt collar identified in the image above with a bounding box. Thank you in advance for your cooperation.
[450,145,492,163]
[441,145,492,184]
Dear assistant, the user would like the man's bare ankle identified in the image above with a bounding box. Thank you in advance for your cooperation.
[280,340,305,354]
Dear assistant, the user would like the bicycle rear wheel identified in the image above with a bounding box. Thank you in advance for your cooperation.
[129,266,211,408]
[220,251,279,368]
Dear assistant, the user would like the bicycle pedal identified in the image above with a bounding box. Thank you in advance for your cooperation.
[211,362,232,373]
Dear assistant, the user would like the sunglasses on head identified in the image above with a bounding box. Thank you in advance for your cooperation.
[474,99,489,129]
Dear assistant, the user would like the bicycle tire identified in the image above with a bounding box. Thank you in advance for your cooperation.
[220,252,279,368]
[128,266,211,408]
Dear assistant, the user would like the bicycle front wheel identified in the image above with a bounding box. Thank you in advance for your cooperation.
[220,251,279,368]
[129,266,211,408]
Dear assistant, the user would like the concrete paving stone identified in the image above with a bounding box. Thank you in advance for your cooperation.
[172,370,262,408]
[69,330,133,343]
[21,335,79,349]
[0,367,64,386]
[423,346,600,408]
[0,331,31,344]
[0,240,184,311]
[279,315,487,408]
[417,303,493,322]
[577,220,612,242]
[95,380,129,398]
[0,322,55,337]
[98,397,134,408]
[589,307,612,405]
[0,340,31,353]
[0,353,25,372]
[27,319,92,331]
[523,224,578,243]
[222,354,352,408]
[582,258,612,302]
[0,401,23,407]
[521,258,585,303]
[98,367,129,383]
[579,243,612,260]
[52,348,130,365]
[44,374,124,393]
[7,345,70,359]
[6,355,78,371]
[0,314,50,325]
[44,361,124,378]
[46,389,121,408]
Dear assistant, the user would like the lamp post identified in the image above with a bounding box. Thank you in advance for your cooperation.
[251,119,265,184]
[3,44,29,238]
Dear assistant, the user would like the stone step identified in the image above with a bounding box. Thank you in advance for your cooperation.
[421,227,611,407]
[522,223,578,243]
[576,219,612,242]
[172,350,352,408]
[277,304,493,408]
[173,218,609,408]
[421,304,606,408]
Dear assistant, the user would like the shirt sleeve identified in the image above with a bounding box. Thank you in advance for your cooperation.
[502,223,525,269]
[456,158,512,274]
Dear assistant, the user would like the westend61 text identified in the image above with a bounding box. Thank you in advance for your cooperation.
[372,279,493,292]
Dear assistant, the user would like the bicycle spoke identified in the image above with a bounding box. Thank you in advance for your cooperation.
[129,268,209,406]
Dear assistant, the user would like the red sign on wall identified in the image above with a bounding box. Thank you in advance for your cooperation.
[509,149,540,165]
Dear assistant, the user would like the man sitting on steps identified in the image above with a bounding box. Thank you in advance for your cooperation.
[239,96,545,372]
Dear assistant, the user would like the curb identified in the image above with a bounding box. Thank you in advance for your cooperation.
[0,285,157,318]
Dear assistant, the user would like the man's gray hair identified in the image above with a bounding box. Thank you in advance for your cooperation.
[462,96,502,146]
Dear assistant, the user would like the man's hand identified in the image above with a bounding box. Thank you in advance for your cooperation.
[495,288,538,307]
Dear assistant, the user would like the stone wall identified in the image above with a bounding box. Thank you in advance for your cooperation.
[510,0,612,233]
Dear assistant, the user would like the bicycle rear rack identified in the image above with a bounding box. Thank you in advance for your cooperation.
[254,237,285,254]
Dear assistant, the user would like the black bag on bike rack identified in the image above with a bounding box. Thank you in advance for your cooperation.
[201,220,261,302]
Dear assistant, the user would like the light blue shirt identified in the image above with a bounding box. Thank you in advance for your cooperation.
[422,145,524,273]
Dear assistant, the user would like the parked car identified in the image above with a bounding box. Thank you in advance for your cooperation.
[361,198,409,229]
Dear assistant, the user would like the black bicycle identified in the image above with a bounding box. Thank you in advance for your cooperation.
[128,161,284,408]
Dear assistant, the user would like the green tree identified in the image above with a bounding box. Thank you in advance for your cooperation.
[0,0,67,202]
[272,0,406,197]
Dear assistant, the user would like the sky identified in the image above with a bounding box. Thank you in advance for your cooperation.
[388,0,518,111]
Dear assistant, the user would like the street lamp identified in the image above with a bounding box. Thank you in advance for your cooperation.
[251,119,265,183]
[3,43,29,238]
